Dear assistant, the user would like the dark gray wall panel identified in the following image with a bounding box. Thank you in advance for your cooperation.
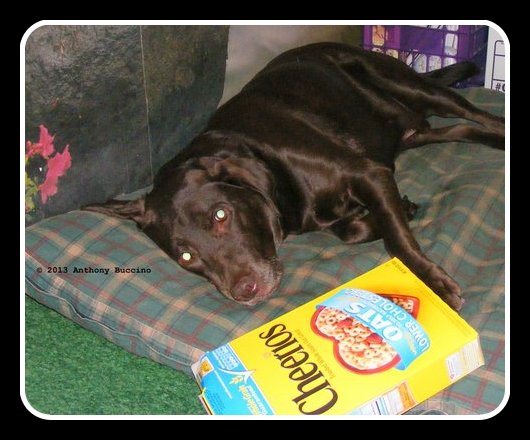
[25,25,229,224]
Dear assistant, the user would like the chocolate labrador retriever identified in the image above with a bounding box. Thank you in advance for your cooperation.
[83,43,504,310]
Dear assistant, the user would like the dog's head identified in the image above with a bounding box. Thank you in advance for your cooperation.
[83,154,284,306]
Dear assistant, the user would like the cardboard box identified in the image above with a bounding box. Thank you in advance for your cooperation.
[192,258,484,415]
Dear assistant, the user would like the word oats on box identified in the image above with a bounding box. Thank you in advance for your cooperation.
[192,258,484,415]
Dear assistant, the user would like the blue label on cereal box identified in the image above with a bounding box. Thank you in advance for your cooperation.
[318,288,430,370]
[197,344,275,415]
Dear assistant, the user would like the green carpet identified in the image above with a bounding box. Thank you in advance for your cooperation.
[24,296,207,416]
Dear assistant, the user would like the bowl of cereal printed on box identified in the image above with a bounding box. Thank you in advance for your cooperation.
[311,294,419,374]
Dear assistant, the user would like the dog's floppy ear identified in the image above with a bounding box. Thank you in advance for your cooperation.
[81,197,154,228]
[199,157,276,198]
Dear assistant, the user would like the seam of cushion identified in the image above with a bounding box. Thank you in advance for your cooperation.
[25,251,204,368]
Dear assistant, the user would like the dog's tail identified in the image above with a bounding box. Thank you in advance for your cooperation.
[421,61,480,87]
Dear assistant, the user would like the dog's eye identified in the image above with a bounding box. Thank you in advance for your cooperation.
[179,252,193,264]
[213,208,227,222]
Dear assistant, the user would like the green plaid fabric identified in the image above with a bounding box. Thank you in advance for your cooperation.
[25,88,505,415]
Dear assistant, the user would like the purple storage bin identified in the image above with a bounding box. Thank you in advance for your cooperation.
[363,25,489,87]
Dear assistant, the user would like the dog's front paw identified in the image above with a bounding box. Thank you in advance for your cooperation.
[422,265,464,312]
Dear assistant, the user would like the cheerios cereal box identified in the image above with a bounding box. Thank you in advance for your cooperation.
[192,258,484,415]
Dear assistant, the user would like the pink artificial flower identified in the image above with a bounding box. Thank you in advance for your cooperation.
[26,125,55,159]
[39,145,72,204]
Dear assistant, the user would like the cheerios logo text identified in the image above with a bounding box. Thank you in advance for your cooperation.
[259,323,338,415]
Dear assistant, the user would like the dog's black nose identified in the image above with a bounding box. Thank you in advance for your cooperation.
[232,277,259,302]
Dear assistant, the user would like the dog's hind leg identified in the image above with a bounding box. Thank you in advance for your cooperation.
[378,76,504,149]
[401,123,505,150]
[376,81,505,151]
[331,48,504,148]
[356,57,502,125]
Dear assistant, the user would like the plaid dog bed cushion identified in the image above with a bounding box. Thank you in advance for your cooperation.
[25,88,505,415]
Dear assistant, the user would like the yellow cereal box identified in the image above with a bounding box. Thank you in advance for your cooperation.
[191,258,484,415]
